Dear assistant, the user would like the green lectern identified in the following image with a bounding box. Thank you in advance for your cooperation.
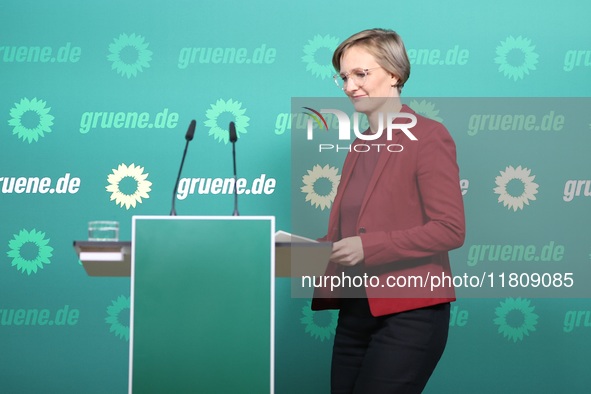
[129,216,275,393]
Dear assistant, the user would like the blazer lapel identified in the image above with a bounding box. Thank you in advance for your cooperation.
[357,142,393,221]
[327,150,360,240]
[357,116,409,221]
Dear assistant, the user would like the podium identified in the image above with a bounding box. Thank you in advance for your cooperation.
[73,215,332,393]
[129,216,274,393]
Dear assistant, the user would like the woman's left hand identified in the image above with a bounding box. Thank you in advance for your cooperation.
[330,236,364,266]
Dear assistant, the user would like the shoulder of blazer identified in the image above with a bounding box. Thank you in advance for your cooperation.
[394,106,450,140]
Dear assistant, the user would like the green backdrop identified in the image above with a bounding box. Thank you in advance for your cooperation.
[1,0,590,393]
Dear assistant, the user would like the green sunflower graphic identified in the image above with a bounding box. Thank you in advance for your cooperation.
[105,295,130,341]
[105,163,152,209]
[302,34,340,80]
[204,99,250,144]
[493,165,539,211]
[107,33,153,78]
[301,164,341,211]
[409,99,443,122]
[494,35,539,81]
[300,301,338,341]
[494,298,539,342]
[7,229,54,275]
[8,97,54,143]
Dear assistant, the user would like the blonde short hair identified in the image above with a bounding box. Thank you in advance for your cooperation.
[332,28,411,92]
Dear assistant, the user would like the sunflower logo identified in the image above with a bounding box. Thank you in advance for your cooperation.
[106,163,152,209]
[301,164,341,211]
[409,99,443,122]
[8,97,54,143]
[494,298,538,342]
[302,34,340,80]
[7,229,54,275]
[494,165,539,211]
[105,295,130,341]
[494,35,539,81]
[107,33,153,78]
[300,301,338,342]
[204,99,250,144]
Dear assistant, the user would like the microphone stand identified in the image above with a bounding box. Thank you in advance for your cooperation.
[170,120,196,216]
[229,121,239,216]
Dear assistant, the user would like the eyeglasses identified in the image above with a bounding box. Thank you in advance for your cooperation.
[333,67,382,90]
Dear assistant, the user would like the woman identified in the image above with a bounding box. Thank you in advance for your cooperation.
[311,28,466,393]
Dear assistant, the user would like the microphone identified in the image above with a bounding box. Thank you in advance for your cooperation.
[170,119,196,216]
[229,121,239,216]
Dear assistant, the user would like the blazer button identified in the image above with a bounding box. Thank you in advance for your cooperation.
[358,227,366,234]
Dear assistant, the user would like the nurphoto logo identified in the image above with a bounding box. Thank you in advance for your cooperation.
[303,107,418,153]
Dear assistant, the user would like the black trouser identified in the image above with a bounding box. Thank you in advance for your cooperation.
[331,298,450,394]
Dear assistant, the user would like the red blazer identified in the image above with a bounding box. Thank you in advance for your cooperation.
[312,105,465,316]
